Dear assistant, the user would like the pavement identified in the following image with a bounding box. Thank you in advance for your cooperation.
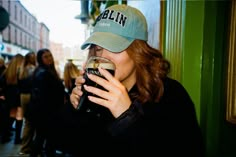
[0,132,23,157]
[0,130,72,157]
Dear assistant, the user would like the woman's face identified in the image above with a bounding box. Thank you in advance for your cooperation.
[94,46,136,90]
[42,51,53,66]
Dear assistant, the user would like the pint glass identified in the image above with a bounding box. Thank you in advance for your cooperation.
[76,56,116,111]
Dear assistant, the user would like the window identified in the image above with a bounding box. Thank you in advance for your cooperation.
[25,15,27,27]
[14,5,17,20]
[20,10,22,24]
[15,28,17,44]
[20,32,22,45]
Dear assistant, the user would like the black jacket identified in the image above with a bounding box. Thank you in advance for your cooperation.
[109,77,205,156]
[27,67,65,126]
[63,77,205,157]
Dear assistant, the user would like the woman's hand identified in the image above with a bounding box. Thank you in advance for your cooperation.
[70,69,85,109]
[83,67,131,118]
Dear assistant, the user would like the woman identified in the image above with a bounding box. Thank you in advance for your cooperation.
[18,51,36,155]
[63,61,80,97]
[28,48,65,157]
[70,4,205,157]
[0,57,6,142]
[1,54,24,144]
[60,61,82,154]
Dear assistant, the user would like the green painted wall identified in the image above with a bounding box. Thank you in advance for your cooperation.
[182,0,204,124]
[201,2,222,156]
[163,0,235,157]
[163,0,203,122]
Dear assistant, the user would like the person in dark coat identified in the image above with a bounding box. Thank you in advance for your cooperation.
[0,57,7,142]
[70,4,205,157]
[28,48,65,157]
[0,57,6,75]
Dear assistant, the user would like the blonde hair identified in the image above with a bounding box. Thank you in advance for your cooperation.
[19,52,36,80]
[0,57,5,65]
[63,61,80,91]
[3,54,24,85]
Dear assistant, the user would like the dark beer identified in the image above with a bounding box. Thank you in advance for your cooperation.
[77,57,115,111]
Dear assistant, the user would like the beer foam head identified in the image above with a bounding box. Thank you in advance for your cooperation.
[86,62,115,70]
[81,4,148,53]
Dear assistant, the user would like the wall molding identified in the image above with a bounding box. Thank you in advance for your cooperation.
[226,0,236,124]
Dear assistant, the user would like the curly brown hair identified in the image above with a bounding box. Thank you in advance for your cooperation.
[126,40,170,104]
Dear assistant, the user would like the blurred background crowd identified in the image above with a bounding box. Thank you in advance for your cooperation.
[0,49,84,156]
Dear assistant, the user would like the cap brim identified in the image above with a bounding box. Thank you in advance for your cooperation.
[81,32,134,53]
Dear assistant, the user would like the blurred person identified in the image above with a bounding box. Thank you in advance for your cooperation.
[70,4,205,156]
[0,54,24,144]
[63,61,80,98]
[54,60,82,154]
[18,52,36,155]
[0,56,6,141]
[0,56,6,75]
[27,48,65,157]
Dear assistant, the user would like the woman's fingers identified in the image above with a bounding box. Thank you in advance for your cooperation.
[98,67,121,88]
[86,68,118,92]
[70,75,85,108]
[84,69,131,118]
[84,85,110,101]
[75,75,85,86]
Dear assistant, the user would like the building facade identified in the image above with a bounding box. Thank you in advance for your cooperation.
[0,0,49,56]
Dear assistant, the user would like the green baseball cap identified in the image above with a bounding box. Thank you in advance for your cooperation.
[81,4,148,53]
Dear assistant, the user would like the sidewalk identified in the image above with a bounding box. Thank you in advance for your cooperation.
[0,132,22,157]
[0,131,71,157]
